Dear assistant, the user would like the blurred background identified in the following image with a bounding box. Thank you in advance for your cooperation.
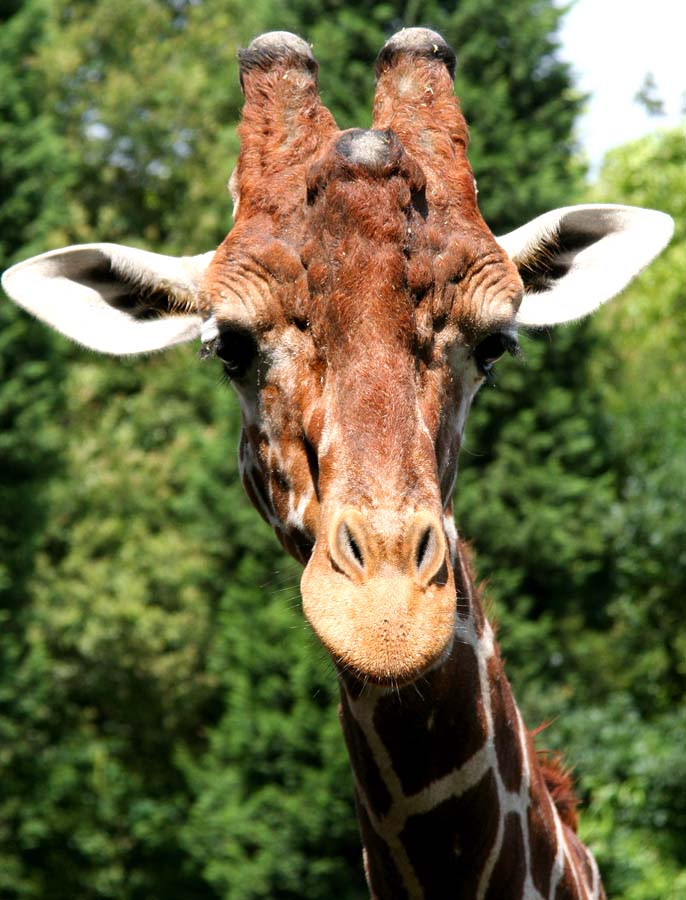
[1,1,684,897]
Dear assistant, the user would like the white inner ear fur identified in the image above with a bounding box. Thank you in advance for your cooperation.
[2,243,215,355]
[497,204,674,327]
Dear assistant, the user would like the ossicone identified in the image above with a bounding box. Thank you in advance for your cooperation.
[375,27,457,81]
[237,31,317,90]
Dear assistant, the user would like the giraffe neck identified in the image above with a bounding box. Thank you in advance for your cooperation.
[338,543,603,900]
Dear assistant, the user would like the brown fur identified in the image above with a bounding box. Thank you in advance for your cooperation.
[536,744,580,832]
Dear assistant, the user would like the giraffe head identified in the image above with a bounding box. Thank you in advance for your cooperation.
[2,29,673,686]
[192,28,524,684]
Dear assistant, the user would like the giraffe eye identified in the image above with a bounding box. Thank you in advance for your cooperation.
[216,327,258,379]
[474,332,519,380]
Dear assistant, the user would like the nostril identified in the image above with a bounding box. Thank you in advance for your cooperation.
[415,526,433,571]
[345,525,365,568]
[329,510,370,581]
[410,516,446,587]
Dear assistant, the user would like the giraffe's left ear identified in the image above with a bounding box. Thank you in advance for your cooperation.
[497,204,674,327]
[2,243,215,354]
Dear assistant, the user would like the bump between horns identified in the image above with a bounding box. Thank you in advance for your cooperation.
[336,129,398,168]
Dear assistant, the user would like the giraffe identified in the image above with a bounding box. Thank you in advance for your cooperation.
[2,27,673,899]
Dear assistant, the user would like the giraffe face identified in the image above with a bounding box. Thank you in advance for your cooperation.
[202,121,523,684]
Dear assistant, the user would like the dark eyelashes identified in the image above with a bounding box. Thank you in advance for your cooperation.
[200,327,258,380]
[474,332,521,383]
[502,334,522,358]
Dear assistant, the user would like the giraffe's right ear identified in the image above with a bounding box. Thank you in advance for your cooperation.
[497,205,674,327]
[1,243,215,355]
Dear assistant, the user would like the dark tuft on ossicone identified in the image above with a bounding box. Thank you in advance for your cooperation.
[375,27,456,81]
[238,31,318,89]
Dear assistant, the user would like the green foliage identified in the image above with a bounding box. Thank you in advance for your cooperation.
[588,128,686,719]
[0,4,71,893]
[579,130,685,893]
[561,701,686,899]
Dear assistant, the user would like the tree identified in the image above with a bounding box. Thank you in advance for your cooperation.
[0,2,71,892]
[572,129,686,896]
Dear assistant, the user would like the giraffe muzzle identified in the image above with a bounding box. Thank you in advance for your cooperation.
[300,507,457,684]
